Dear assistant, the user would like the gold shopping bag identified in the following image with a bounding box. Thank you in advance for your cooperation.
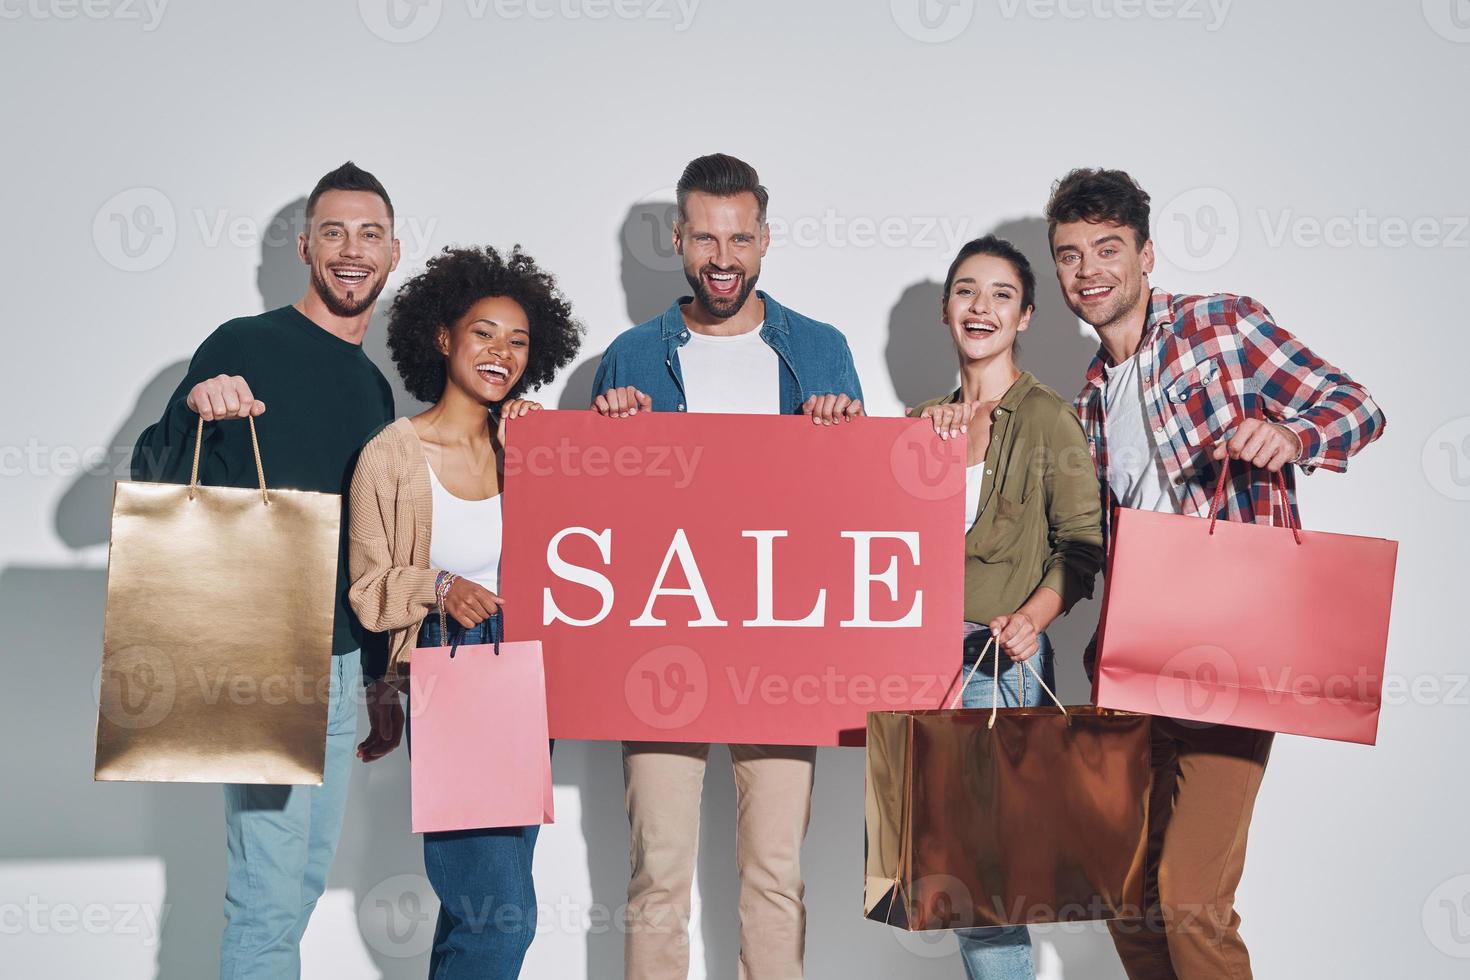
[865,640,1152,930]
[94,416,341,784]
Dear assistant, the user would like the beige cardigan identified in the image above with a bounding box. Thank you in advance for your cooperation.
[347,417,442,683]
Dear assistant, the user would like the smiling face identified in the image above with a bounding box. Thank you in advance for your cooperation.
[1051,219,1153,330]
[437,295,531,405]
[300,189,399,318]
[942,252,1033,364]
[673,190,769,319]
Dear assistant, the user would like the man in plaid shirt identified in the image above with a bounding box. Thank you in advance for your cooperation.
[1046,168,1384,979]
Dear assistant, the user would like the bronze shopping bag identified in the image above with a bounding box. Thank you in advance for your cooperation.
[95,416,341,784]
[865,641,1152,930]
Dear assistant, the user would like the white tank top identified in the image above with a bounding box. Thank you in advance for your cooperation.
[426,460,503,594]
[964,462,985,532]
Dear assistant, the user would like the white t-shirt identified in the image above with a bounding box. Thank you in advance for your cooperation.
[678,323,780,415]
[426,461,503,593]
[1103,351,1179,514]
[964,462,985,532]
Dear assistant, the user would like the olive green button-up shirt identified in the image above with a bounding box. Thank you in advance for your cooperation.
[911,371,1105,626]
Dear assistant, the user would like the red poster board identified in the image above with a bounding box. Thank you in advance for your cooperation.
[500,410,964,746]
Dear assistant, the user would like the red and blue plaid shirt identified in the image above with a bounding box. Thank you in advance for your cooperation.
[1074,288,1386,543]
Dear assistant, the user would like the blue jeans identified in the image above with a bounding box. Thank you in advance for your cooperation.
[220,650,361,980]
[953,626,1056,980]
[413,612,540,980]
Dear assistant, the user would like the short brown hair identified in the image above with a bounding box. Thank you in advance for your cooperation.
[1045,168,1150,250]
[676,153,768,224]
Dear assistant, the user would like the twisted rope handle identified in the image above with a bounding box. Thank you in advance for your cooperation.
[946,635,1068,727]
[1207,459,1300,544]
[188,414,269,505]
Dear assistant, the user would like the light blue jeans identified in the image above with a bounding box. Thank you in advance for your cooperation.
[954,625,1055,980]
[411,612,541,980]
[220,650,361,980]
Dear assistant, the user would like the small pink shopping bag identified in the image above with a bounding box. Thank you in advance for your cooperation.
[408,640,554,833]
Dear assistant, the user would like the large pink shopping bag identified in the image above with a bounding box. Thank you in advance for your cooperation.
[1094,466,1398,745]
[408,639,554,833]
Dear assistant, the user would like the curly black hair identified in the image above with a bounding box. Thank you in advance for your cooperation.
[386,245,584,404]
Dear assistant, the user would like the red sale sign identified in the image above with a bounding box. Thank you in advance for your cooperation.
[501,410,965,746]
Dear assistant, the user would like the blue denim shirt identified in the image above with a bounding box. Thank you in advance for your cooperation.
[589,291,863,414]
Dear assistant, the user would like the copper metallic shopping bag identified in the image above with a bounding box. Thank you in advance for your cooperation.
[408,632,554,833]
[94,416,340,784]
[1093,465,1398,744]
[864,642,1151,931]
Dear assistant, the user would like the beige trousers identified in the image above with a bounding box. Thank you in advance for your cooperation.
[622,741,817,980]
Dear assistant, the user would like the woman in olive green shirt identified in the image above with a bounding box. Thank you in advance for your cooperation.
[911,234,1104,980]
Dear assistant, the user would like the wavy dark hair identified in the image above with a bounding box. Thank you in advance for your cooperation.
[1045,168,1151,251]
[386,245,583,404]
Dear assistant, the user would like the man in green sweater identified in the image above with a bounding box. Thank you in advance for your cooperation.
[130,161,399,979]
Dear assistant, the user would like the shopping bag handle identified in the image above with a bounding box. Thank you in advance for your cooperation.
[947,636,1068,728]
[1207,460,1301,544]
[189,414,269,505]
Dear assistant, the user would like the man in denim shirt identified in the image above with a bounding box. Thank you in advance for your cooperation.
[592,153,863,979]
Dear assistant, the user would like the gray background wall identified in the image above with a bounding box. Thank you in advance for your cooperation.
[2,1,1467,976]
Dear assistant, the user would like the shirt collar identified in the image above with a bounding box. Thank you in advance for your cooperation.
[945,370,1038,413]
[1082,286,1176,392]
[659,290,784,340]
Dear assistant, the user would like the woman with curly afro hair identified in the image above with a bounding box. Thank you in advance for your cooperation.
[346,244,582,979]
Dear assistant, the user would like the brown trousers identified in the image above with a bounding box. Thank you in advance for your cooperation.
[1109,718,1274,979]
[623,741,817,980]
